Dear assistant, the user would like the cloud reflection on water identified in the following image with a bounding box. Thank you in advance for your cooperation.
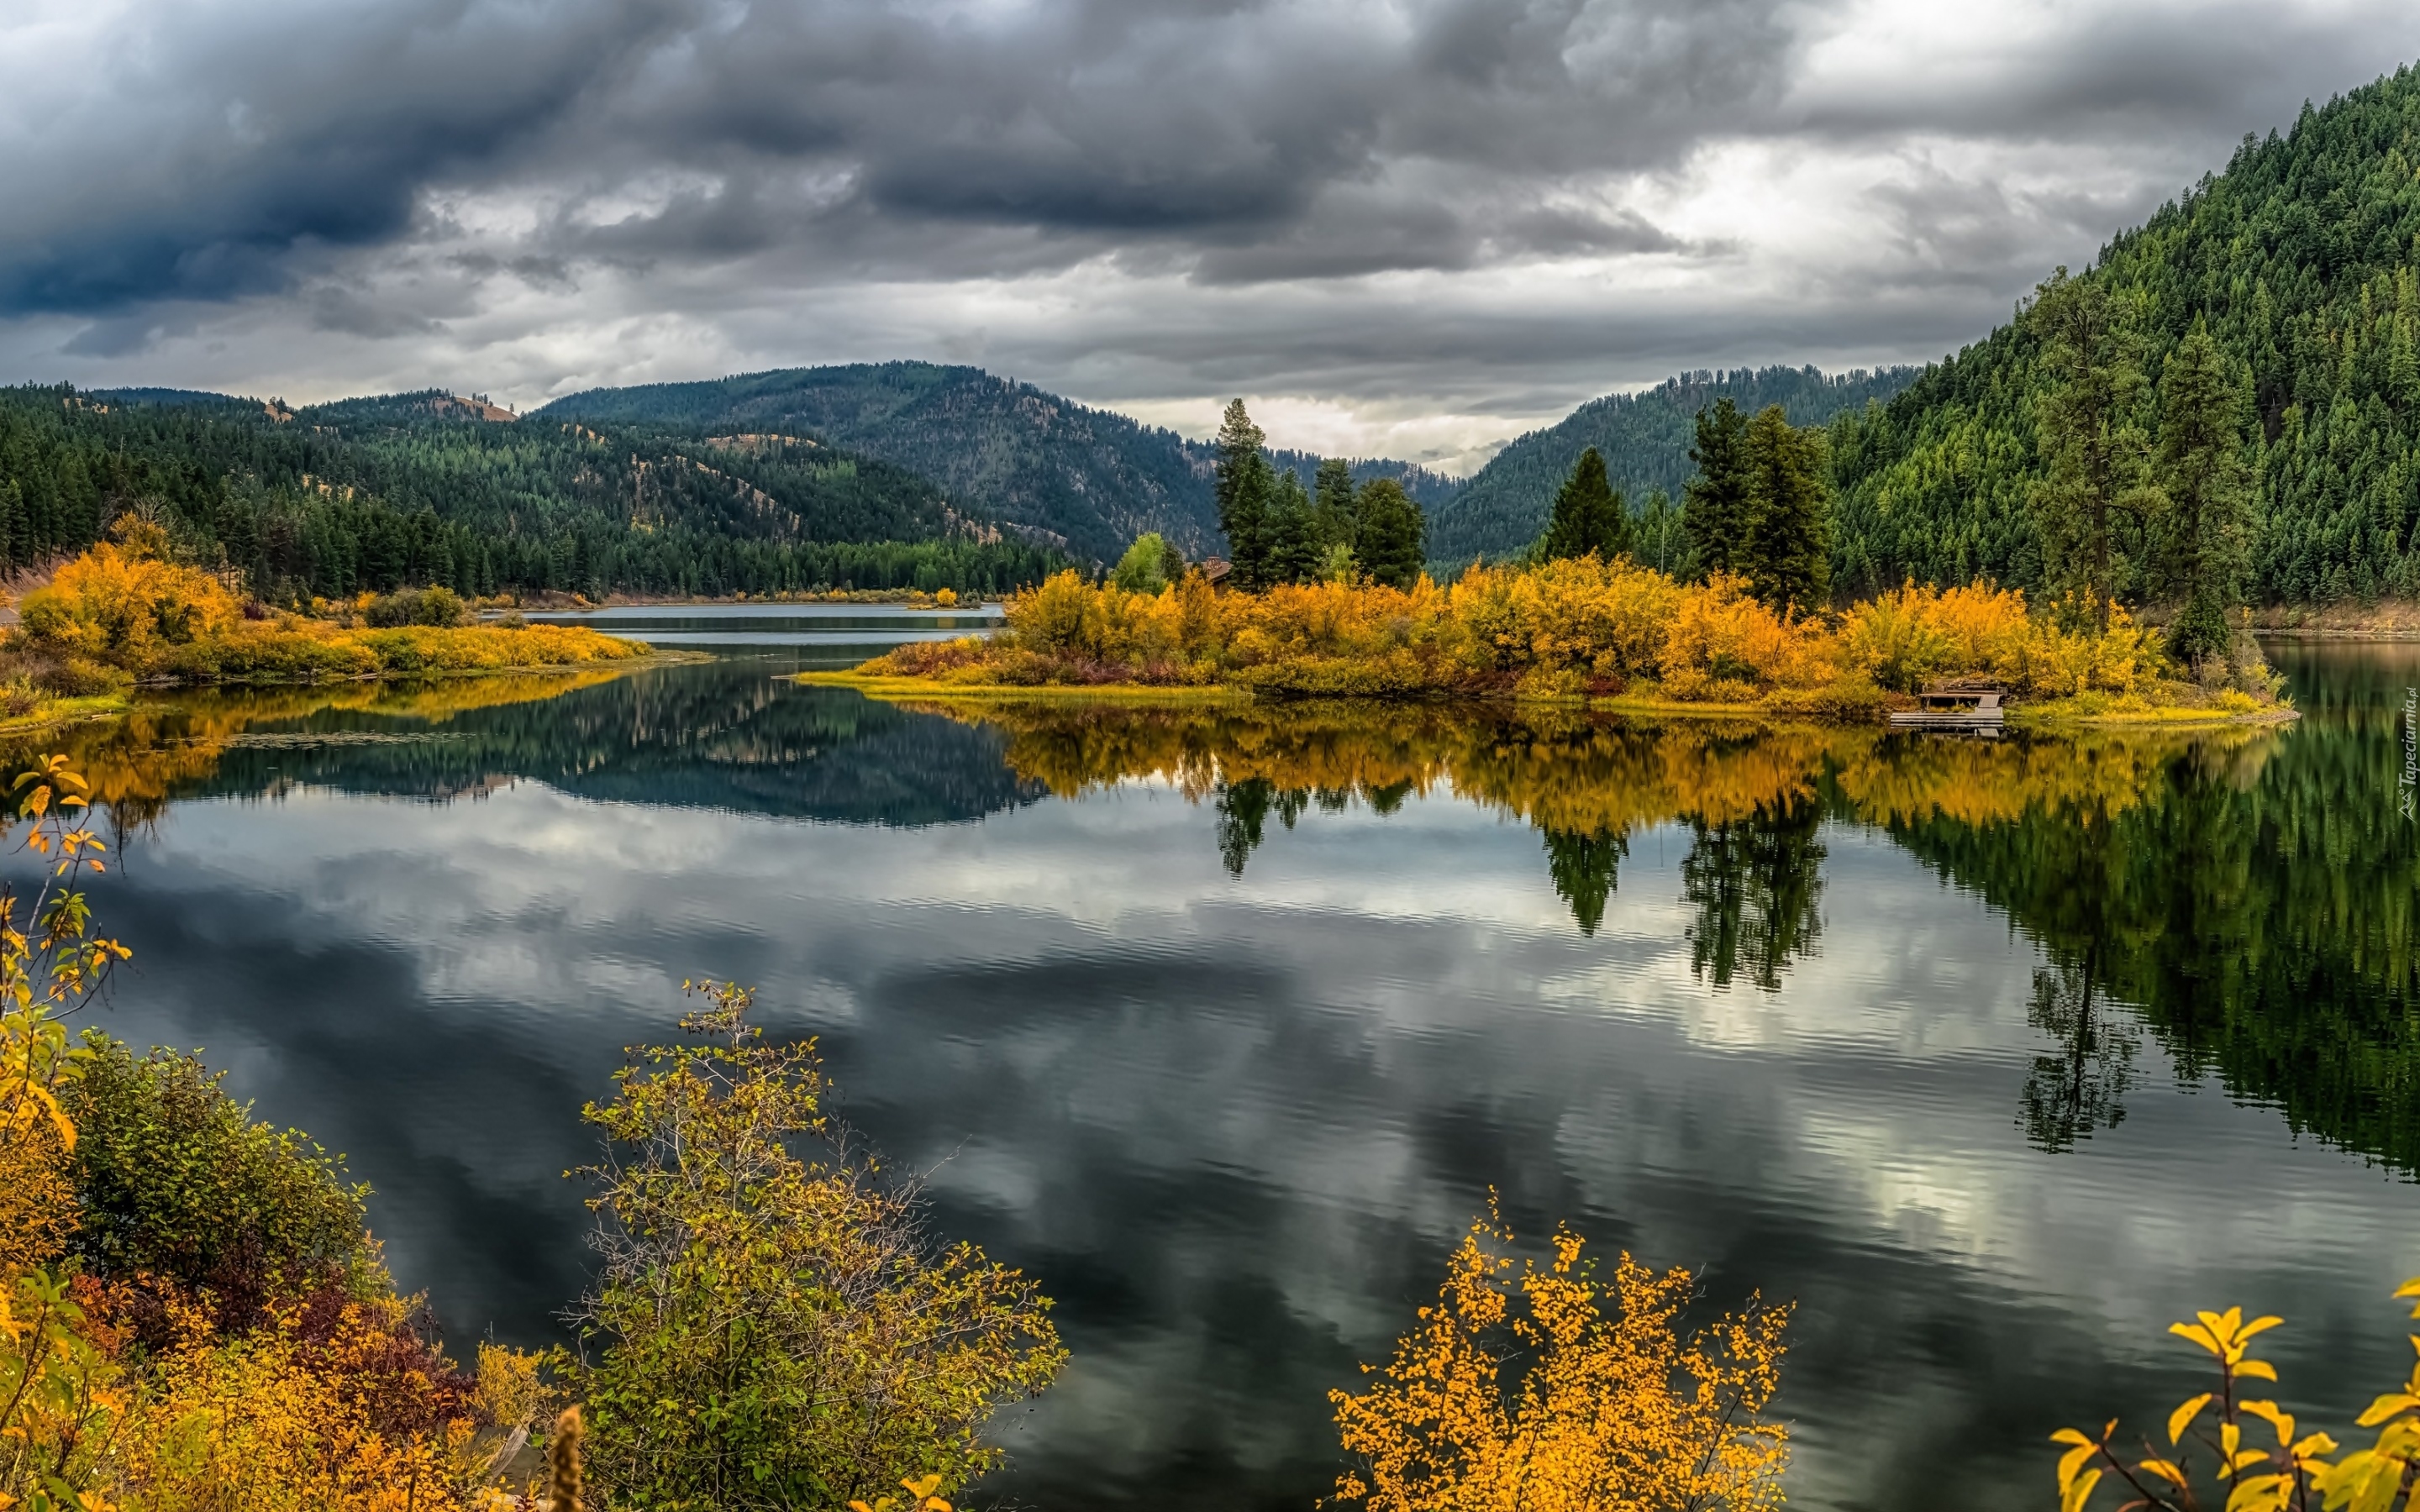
[43,664,2420,1511]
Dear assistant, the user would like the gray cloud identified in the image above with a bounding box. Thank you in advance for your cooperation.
[2,0,2416,465]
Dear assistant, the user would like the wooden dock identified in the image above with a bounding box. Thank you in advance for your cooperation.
[1888,680,2007,734]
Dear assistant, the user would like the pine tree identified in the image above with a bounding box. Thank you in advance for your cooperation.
[1740,406,1831,612]
[1537,448,1633,563]
[2154,324,2254,663]
[1636,489,1684,578]
[1213,400,1275,590]
[1355,478,1427,590]
[2027,267,2153,633]
[1681,399,1753,578]
[1265,470,1323,585]
[1313,458,1359,562]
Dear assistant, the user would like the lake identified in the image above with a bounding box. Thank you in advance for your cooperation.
[34,624,2420,1510]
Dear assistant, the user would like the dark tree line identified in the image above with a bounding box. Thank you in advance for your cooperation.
[1212,401,1428,590]
[1528,405,1835,614]
[0,386,1064,600]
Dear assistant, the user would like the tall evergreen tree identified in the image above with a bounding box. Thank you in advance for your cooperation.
[1635,488,1684,578]
[1313,457,1359,559]
[1266,470,1325,585]
[1355,478,1426,590]
[2154,324,2254,663]
[1681,399,1754,578]
[1213,399,1275,589]
[1536,448,1633,563]
[2028,268,2153,633]
[1740,407,1832,612]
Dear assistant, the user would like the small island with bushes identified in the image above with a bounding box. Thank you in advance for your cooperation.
[0,521,650,732]
[807,367,2296,727]
[805,558,2291,727]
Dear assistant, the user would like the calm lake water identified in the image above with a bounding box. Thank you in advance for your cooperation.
[35,629,2420,1510]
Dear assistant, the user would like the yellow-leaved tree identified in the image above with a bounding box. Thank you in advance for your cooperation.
[1330,1209,1791,1512]
[572,980,1065,1510]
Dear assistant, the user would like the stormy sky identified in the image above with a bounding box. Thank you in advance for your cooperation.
[3,0,2415,469]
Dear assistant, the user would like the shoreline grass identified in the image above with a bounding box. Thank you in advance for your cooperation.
[797,670,2298,727]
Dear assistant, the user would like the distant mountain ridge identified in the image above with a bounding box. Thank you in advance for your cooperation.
[1427,365,1922,565]
[536,362,1458,563]
[0,381,1059,600]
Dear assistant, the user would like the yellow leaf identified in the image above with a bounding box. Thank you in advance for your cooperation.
[2054,1428,2097,1448]
[2171,1394,2215,1445]
[2238,1315,2283,1342]
[2292,1431,2338,1460]
[2226,1473,2291,1512]
[2060,1442,2099,1489]
[2237,1359,2279,1382]
[2391,1278,2420,1300]
[2139,1457,2189,1488]
[2172,1320,2223,1356]
[2062,1467,2102,1512]
[2243,1399,2296,1445]
[2229,1447,2270,1473]
[2358,1394,2420,1428]
[902,1477,944,1500]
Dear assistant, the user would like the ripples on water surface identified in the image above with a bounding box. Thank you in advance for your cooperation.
[37,627,2420,1510]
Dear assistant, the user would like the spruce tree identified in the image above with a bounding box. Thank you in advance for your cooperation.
[1266,470,1322,585]
[1741,406,1831,612]
[1213,400,1274,589]
[1355,478,1426,589]
[1681,399,1754,578]
[2154,323,2253,663]
[1537,447,1632,562]
[1313,458,1359,564]
[2028,268,2152,633]
[1636,489,1683,578]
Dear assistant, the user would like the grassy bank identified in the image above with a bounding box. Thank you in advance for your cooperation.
[818,561,2291,725]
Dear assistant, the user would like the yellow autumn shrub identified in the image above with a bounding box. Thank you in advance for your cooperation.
[10,539,645,685]
[865,556,2191,717]
[2053,1279,2420,1512]
[1331,1209,1791,1512]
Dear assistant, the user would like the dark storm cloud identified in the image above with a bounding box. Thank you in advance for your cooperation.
[2,0,694,314]
[6,0,2418,452]
[2,0,1818,315]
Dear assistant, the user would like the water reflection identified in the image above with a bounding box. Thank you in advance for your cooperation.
[39,657,1045,828]
[26,648,2420,1512]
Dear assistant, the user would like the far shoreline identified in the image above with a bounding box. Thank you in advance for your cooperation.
[794,670,2302,729]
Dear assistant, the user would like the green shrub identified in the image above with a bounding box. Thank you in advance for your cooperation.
[62,1037,378,1330]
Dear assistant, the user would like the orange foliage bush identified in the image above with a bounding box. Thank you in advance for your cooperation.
[1331,1210,1791,1512]
[860,558,2176,716]
[12,538,644,686]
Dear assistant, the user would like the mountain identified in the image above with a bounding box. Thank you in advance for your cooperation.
[535,361,1458,564]
[1427,365,1920,566]
[1828,64,2420,604]
[0,385,1060,600]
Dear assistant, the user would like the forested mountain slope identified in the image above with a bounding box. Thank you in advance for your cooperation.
[1428,365,1918,565]
[0,386,1058,600]
[537,362,1456,563]
[1832,64,2420,604]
